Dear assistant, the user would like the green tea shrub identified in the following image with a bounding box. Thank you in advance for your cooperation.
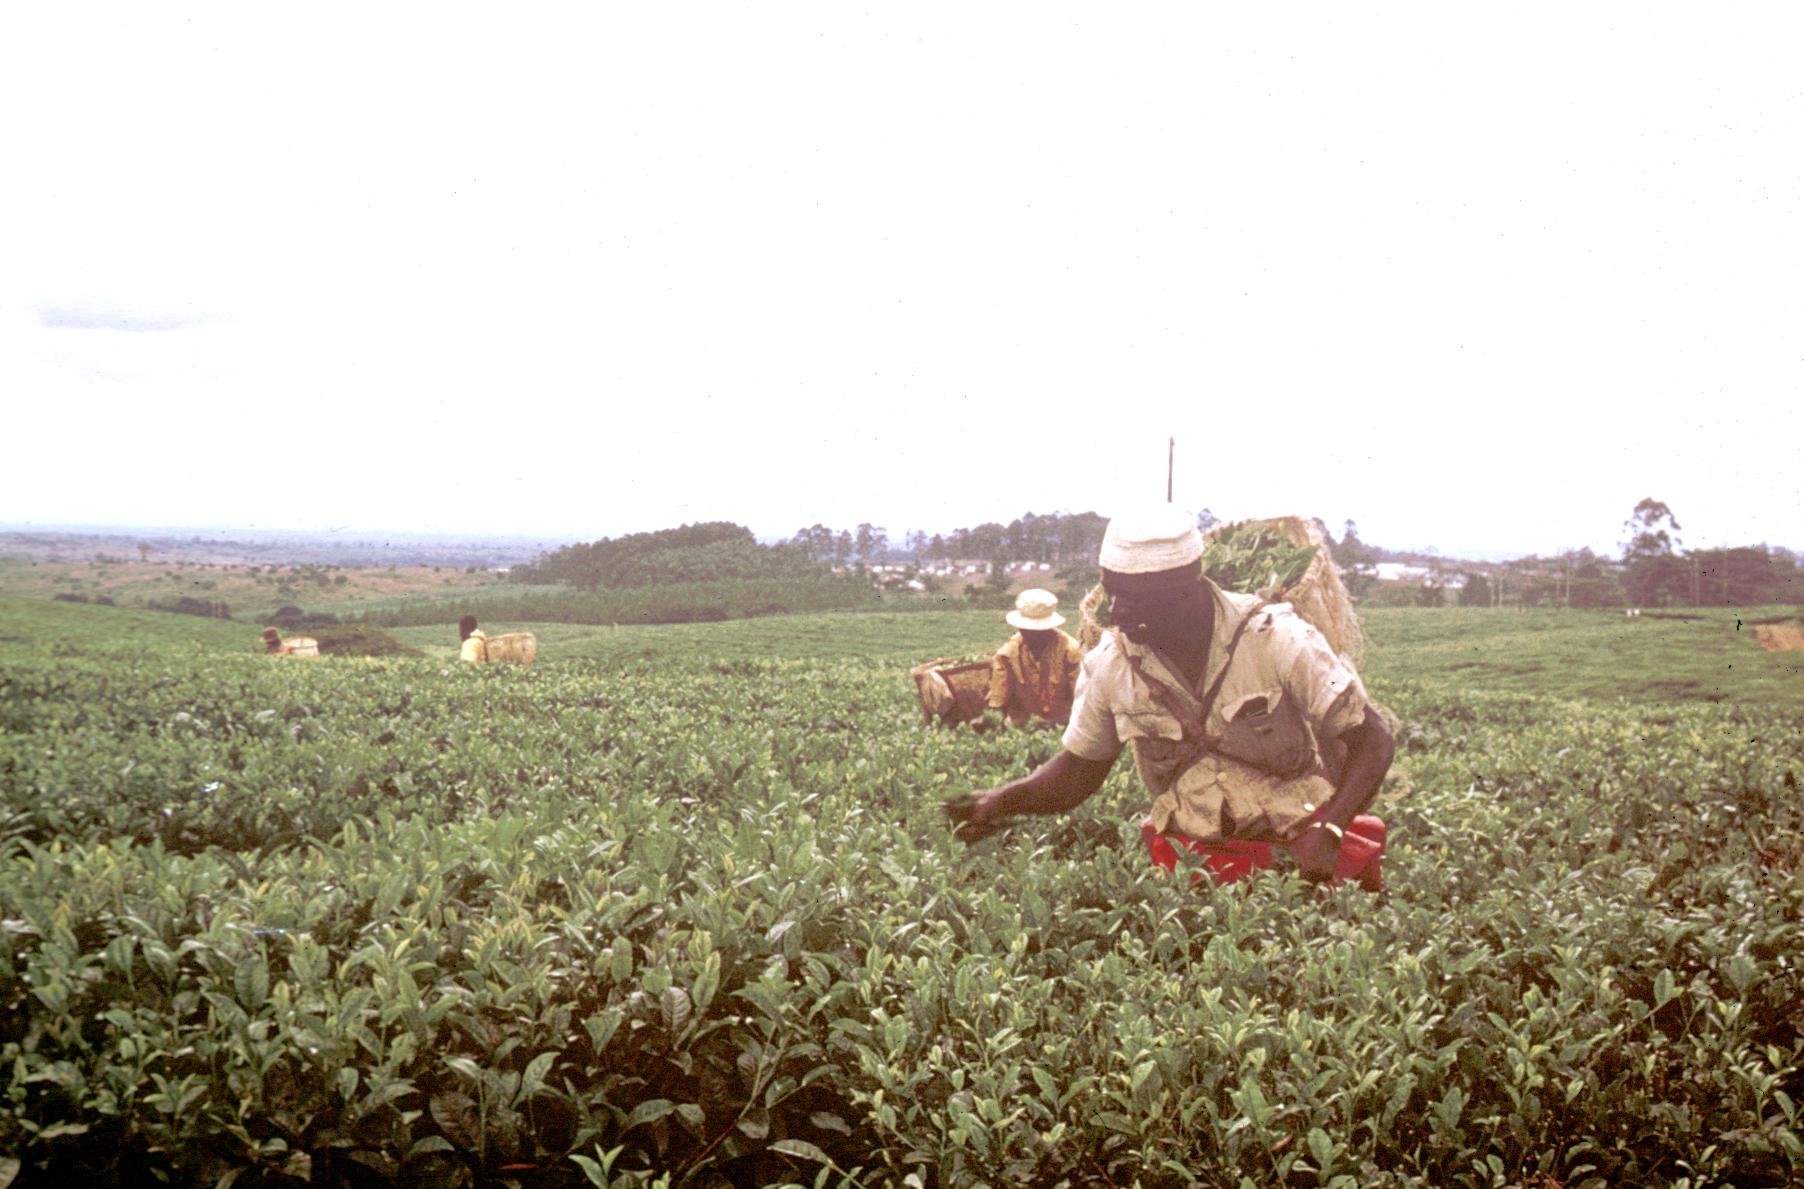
[267,605,342,630]
[146,595,232,619]
[0,602,1799,1186]
[362,578,879,629]
[308,625,419,657]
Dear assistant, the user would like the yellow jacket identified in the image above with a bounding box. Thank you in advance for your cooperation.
[988,629,1084,725]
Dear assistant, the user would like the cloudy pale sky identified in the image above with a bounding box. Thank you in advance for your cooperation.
[3,4,1798,559]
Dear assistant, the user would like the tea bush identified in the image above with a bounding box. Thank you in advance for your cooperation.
[0,602,1798,1186]
[360,578,882,630]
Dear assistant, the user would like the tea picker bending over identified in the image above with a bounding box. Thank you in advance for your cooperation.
[982,588,1085,729]
[261,627,318,657]
[458,615,487,663]
[947,506,1394,887]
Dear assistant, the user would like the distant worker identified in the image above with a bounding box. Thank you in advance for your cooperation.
[949,505,1394,888]
[261,626,318,657]
[985,588,1084,728]
[458,615,488,663]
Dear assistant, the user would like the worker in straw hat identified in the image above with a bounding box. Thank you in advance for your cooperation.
[988,591,1082,728]
[947,505,1394,888]
[984,588,1085,728]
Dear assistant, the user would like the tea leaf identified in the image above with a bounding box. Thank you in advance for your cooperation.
[770,1138,831,1164]
[623,1098,677,1131]
[661,986,693,1032]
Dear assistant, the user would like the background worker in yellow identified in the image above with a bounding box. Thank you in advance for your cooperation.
[458,615,487,662]
[983,588,1085,728]
[950,506,1394,887]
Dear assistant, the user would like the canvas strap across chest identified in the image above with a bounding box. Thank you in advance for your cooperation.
[1115,599,1266,748]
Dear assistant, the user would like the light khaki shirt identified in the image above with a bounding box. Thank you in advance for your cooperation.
[1062,580,1370,842]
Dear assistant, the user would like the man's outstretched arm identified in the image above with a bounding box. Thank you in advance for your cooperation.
[945,749,1117,842]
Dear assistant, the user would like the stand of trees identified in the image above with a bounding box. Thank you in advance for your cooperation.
[511,523,824,589]
[1348,498,1800,609]
[788,524,890,567]
[782,511,1114,571]
[1617,498,1800,607]
[907,512,1111,566]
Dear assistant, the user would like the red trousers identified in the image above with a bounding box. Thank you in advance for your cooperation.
[1143,814,1386,892]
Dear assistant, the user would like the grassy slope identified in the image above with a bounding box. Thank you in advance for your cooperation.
[0,557,511,617]
[0,594,261,654]
[1358,605,1804,706]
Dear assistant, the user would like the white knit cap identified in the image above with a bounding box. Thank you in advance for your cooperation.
[1098,505,1205,574]
[1005,588,1065,631]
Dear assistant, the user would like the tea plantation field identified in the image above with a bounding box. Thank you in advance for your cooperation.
[0,595,1800,1187]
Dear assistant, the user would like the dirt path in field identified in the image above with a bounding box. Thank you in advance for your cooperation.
[1753,621,1804,651]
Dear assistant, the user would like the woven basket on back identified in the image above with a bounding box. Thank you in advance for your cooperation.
[264,634,319,657]
[1077,515,1363,663]
[909,656,993,726]
[483,632,538,665]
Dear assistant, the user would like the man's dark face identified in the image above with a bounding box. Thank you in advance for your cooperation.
[1102,565,1210,648]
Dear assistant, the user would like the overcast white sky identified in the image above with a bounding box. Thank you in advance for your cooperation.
[2,4,1799,559]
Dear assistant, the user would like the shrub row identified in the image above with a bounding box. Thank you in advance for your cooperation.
[0,642,1799,1185]
[357,579,883,630]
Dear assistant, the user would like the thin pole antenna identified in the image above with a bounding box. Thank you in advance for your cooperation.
[1166,437,1174,503]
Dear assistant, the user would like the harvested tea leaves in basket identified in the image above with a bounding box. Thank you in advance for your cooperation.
[1075,524,1316,637]
[1202,520,1318,595]
[1076,516,1343,653]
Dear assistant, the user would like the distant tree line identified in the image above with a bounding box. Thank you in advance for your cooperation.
[510,503,1798,610]
[510,523,830,589]
[788,523,891,566]
[1345,499,1801,609]
[1614,498,1800,607]
[783,512,1118,570]
[904,512,1111,567]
